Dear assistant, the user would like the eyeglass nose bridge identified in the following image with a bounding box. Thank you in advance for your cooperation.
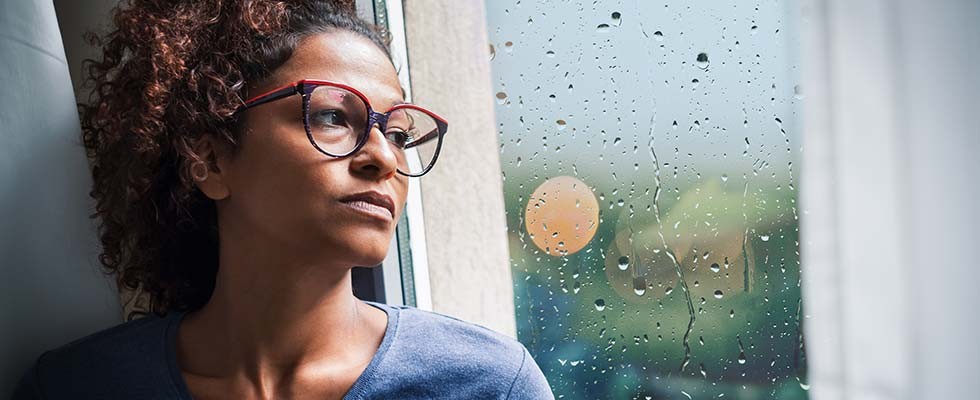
[361,110,403,156]
[366,110,390,135]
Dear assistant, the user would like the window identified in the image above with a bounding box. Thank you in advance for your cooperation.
[488,1,807,397]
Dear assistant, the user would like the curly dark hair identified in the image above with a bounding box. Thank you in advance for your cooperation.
[79,0,391,318]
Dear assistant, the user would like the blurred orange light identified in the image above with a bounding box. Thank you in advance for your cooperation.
[524,176,599,256]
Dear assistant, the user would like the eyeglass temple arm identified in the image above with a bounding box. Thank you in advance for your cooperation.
[404,121,448,150]
[234,84,302,114]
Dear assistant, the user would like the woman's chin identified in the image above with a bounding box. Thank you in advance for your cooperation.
[339,241,391,267]
[350,256,387,268]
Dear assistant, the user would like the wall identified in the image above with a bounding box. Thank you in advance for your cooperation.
[402,0,517,337]
[0,1,121,396]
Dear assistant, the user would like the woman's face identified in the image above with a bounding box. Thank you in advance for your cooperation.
[214,30,408,268]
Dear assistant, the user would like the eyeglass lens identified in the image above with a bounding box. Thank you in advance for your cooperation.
[306,85,441,176]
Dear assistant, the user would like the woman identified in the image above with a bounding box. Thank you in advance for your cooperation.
[12,1,552,399]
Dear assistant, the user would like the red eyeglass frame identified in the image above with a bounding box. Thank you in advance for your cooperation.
[234,79,449,177]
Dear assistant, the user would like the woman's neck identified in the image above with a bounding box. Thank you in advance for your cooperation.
[175,236,388,398]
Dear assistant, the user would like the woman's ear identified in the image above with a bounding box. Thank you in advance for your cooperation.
[188,136,232,201]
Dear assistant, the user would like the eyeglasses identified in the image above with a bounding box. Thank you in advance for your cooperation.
[235,79,448,177]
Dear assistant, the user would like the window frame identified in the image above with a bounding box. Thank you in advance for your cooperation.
[357,0,433,310]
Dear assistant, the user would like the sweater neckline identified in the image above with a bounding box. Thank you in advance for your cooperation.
[163,300,400,399]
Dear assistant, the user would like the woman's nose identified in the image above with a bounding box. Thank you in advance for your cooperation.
[349,124,400,179]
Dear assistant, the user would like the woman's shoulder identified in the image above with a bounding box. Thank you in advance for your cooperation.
[38,312,175,368]
[12,312,184,399]
[52,312,172,352]
[361,302,554,399]
[388,304,525,352]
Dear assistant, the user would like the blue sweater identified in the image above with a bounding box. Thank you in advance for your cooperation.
[11,301,554,399]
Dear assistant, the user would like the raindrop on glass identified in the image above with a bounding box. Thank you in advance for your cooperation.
[556,119,567,130]
[617,256,629,271]
[594,298,606,311]
[496,92,508,104]
[696,52,710,69]
[760,234,770,242]
[611,11,622,26]
[737,351,747,364]
[710,263,720,273]
[596,23,611,33]
[713,290,724,299]
[653,31,664,41]
[489,44,496,61]
[633,277,646,296]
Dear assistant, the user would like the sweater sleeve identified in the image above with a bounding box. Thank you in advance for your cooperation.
[505,346,554,400]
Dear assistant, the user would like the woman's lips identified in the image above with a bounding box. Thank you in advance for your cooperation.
[341,200,393,221]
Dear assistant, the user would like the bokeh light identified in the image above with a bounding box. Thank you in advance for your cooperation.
[524,176,599,256]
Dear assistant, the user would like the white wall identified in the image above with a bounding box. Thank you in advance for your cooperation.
[800,0,980,399]
[0,0,121,396]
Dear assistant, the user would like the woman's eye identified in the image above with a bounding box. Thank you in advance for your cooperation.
[311,109,347,126]
[386,130,410,147]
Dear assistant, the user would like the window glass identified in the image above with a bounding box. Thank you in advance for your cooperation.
[487,1,806,398]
